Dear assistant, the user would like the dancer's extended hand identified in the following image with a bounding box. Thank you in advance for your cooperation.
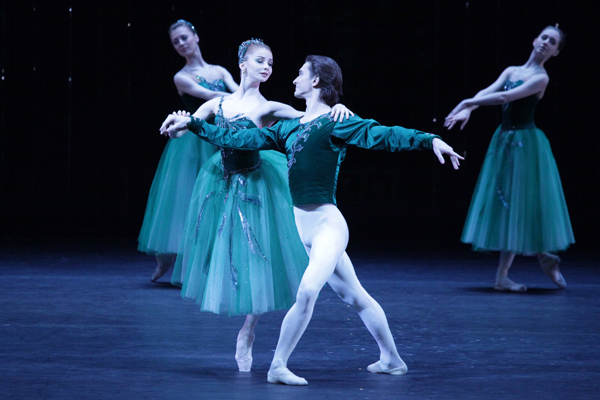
[330,103,355,123]
[432,138,464,170]
[444,108,471,130]
[159,110,192,138]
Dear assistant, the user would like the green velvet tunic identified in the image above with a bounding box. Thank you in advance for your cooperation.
[188,113,439,206]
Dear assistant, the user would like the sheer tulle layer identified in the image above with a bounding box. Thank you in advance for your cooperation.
[138,133,218,254]
[462,126,574,254]
[172,150,308,316]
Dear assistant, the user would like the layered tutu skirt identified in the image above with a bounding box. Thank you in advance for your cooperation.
[172,150,308,316]
[138,133,217,255]
[462,126,574,254]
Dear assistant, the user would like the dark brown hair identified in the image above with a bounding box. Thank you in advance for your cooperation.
[305,55,343,106]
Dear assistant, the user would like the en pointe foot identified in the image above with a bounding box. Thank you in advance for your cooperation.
[235,334,254,372]
[151,254,175,282]
[150,264,171,282]
[267,367,308,386]
[539,254,566,289]
[494,276,527,292]
[367,360,408,375]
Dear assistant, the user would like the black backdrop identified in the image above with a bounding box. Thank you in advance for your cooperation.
[1,1,597,246]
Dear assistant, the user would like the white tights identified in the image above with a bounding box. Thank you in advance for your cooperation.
[270,204,403,371]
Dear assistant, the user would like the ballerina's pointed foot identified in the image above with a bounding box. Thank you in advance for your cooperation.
[235,336,254,372]
[367,360,408,376]
[540,254,566,289]
[151,254,175,282]
[494,276,527,292]
[150,264,171,282]
[267,367,308,386]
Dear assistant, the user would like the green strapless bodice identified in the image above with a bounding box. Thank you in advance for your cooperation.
[214,100,261,175]
[181,78,226,113]
[501,79,539,130]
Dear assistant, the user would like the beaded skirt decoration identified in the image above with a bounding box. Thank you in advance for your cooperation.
[171,104,307,316]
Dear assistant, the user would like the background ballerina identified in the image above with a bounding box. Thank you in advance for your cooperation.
[445,25,574,292]
[138,20,238,282]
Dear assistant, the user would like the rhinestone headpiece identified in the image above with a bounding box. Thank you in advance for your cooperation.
[174,19,196,34]
[238,38,266,64]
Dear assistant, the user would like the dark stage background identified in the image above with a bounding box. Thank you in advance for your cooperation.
[1,1,597,246]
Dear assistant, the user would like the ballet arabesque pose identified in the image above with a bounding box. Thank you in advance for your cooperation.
[445,25,574,292]
[161,55,463,385]
[138,20,238,282]
[169,40,353,372]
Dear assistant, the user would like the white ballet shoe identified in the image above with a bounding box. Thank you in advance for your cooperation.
[539,254,566,289]
[494,276,527,292]
[235,338,254,372]
[267,367,308,385]
[367,360,408,375]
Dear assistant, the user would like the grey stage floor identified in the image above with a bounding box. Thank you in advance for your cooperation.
[1,239,599,399]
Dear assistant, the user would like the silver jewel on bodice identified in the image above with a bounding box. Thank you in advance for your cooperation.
[198,77,226,92]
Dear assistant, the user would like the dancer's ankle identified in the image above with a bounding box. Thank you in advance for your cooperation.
[237,328,254,341]
[495,270,508,279]
[269,358,286,371]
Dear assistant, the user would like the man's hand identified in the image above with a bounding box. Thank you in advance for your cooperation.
[432,138,464,170]
[330,103,355,122]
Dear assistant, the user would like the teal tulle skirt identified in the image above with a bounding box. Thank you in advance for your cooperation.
[172,150,308,316]
[138,133,218,255]
[462,126,574,254]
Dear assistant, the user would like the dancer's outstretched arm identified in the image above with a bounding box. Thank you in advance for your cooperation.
[331,116,464,169]
[444,66,548,130]
[443,67,514,130]
[159,98,221,138]
[161,115,282,151]
[447,74,548,117]
[261,102,354,127]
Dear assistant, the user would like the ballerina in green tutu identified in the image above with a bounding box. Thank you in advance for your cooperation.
[138,20,238,282]
[169,40,353,372]
[445,25,574,292]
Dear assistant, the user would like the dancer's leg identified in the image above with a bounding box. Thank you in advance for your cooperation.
[151,253,176,282]
[235,314,261,371]
[537,253,566,289]
[327,252,406,374]
[494,251,526,292]
[268,205,348,385]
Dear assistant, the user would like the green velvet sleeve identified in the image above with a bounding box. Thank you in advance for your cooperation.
[331,115,440,151]
[187,117,282,151]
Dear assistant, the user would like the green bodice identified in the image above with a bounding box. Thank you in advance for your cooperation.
[500,79,539,130]
[214,98,261,175]
[180,77,226,113]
